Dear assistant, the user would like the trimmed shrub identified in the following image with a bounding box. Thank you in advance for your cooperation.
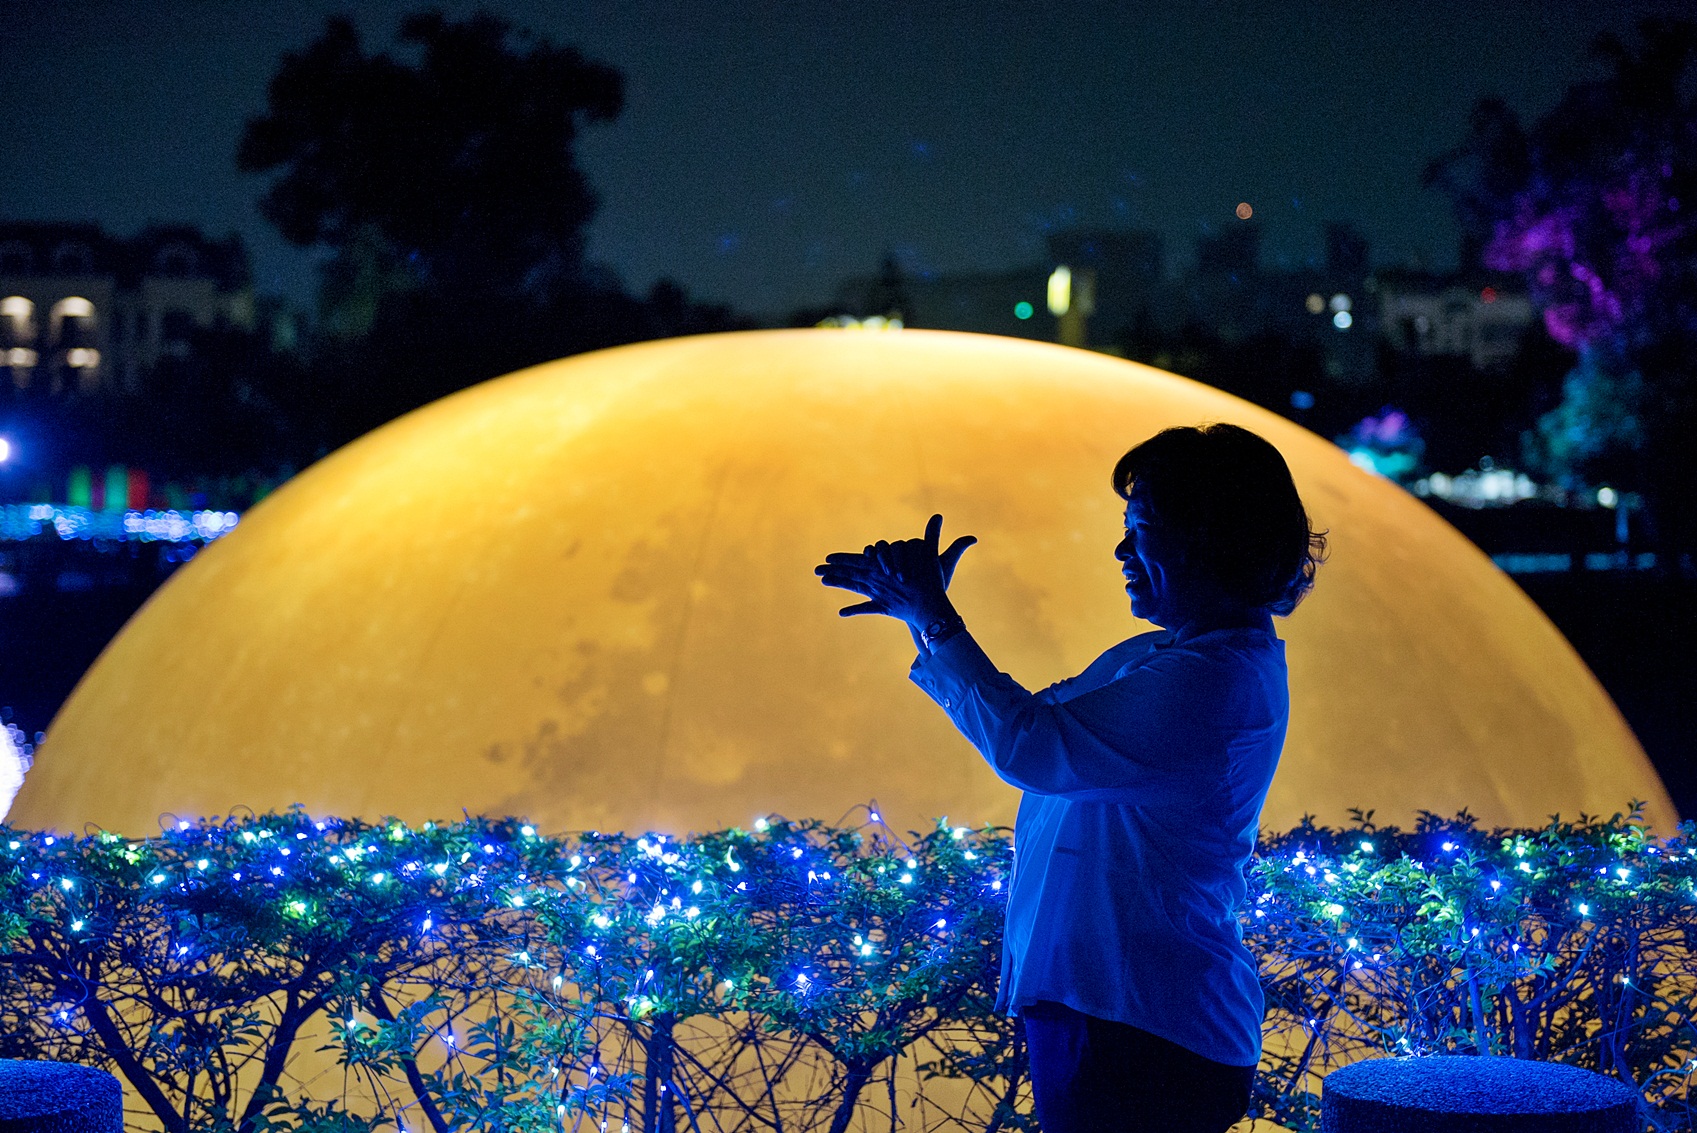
[0,803,1690,1131]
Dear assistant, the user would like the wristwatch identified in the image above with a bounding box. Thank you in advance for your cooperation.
[919,613,966,650]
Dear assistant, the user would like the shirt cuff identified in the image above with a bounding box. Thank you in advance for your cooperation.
[909,630,997,711]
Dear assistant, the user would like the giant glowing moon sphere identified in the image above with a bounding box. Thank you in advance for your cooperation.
[13,330,1674,836]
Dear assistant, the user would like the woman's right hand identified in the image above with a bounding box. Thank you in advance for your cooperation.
[884,514,977,591]
[817,514,976,631]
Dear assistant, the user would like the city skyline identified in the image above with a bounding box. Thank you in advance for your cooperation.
[2,0,1690,316]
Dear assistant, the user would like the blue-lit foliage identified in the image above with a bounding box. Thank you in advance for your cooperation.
[1,805,1692,1132]
[1253,803,1695,1131]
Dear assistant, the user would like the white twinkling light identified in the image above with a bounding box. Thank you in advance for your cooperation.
[0,721,29,820]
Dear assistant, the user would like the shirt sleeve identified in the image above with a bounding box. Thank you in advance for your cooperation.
[909,631,1234,805]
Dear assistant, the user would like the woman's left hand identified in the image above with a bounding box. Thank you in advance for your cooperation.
[815,514,976,627]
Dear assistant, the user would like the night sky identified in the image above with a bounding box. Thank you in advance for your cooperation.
[1,0,1690,317]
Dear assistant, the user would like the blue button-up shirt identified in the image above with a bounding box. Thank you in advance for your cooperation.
[910,625,1288,1068]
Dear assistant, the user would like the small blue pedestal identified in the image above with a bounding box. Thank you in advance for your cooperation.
[1321,1055,1639,1133]
[0,1060,122,1133]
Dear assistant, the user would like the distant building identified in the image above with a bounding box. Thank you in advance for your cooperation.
[1376,271,1536,369]
[0,223,253,396]
[829,263,1046,339]
[820,222,1536,386]
[1044,228,1165,338]
[827,229,1167,345]
[1159,222,1381,383]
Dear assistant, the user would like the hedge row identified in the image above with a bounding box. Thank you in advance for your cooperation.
[1,803,1692,1131]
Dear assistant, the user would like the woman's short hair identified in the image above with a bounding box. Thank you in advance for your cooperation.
[1112,423,1326,616]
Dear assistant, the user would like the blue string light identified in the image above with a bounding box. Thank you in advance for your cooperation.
[1,804,1691,1126]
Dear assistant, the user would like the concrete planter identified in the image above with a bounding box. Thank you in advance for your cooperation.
[0,1060,122,1133]
[1320,1055,1639,1132]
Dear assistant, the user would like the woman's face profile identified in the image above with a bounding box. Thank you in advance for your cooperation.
[1115,487,1185,628]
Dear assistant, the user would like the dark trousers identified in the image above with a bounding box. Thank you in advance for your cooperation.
[1022,1001,1255,1133]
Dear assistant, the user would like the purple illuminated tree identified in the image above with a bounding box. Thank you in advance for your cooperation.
[1426,20,1697,551]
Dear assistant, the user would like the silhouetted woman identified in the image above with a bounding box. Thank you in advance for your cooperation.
[816,423,1324,1133]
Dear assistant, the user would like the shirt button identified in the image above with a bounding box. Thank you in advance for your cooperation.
[943,698,953,709]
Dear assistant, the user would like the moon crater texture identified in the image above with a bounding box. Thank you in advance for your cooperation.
[13,330,1673,836]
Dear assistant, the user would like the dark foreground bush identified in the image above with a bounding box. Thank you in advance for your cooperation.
[0,804,1692,1131]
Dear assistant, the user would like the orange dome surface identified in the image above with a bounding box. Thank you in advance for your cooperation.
[13,330,1673,836]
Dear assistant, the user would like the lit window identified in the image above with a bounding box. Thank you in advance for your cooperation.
[5,348,38,367]
[1047,266,1072,316]
[1305,293,1325,315]
[52,296,94,320]
[66,348,100,368]
[1,296,32,321]
[1329,293,1351,313]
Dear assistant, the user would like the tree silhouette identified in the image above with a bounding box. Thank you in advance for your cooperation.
[237,12,749,454]
[240,11,622,321]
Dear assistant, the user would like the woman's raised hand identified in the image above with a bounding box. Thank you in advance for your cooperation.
[815,514,977,623]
